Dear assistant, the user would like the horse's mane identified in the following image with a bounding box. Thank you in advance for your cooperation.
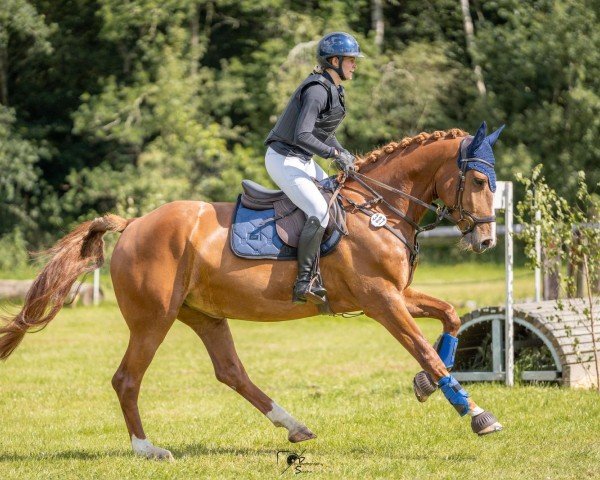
[355,128,469,171]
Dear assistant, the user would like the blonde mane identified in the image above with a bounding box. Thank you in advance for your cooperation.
[355,128,469,171]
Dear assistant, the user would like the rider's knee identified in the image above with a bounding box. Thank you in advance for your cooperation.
[312,205,329,228]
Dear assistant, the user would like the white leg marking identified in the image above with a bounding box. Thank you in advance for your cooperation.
[469,406,485,417]
[131,434,174,461]
[266,402,304,433]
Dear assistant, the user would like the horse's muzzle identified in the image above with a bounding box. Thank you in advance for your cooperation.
[473,237,495,253]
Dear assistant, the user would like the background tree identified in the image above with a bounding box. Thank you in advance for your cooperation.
[0,0,597,261]
[516,165,600,391]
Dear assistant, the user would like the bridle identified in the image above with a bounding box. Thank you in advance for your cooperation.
[333,136,496,284]
[449,136,496,235]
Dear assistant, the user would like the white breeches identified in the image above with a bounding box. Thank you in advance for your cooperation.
[265,147,330,227]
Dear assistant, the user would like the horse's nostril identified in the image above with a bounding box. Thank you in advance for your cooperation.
[481,238,493,248]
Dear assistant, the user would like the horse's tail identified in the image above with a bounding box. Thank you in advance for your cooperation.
[0,214,136,360]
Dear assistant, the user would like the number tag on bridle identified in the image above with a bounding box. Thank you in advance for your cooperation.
[370,213,387,228]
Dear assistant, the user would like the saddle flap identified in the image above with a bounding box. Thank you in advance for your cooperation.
[274,191,346,248]
[274,199,306,247]
[237,176,347,248]
[241,180,287,210]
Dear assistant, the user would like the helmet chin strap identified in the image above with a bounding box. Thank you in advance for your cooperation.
[325,55,346,81]
[334,55,346,80]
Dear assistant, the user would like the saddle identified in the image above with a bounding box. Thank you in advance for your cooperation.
[230,178,347,260]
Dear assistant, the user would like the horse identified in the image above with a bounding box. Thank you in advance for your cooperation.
[0,122,504,461]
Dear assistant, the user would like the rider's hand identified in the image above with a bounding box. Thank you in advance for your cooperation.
[333,150,356,173]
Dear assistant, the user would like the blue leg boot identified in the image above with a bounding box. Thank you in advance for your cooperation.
[413,333,458,402]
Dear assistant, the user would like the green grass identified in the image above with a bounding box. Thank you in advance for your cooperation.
[0,264,598,479]
[412,263,535,313]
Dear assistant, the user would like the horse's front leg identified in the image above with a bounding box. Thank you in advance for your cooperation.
[364,291,502,436]
[403,287,462,403]
[404,287,461,335]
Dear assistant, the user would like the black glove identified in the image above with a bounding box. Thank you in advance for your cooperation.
[333,150,356,173]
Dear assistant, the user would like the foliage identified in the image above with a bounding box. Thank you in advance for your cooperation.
[513,346,556,385]
[477,0,600,193]
[0,228,29,271]
[0,106,44,235]
[516,165,600,390]
[0,0,597,256]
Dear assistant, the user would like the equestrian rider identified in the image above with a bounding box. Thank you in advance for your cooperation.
[264,32,362,305]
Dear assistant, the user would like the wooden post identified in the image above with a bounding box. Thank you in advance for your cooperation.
[372,0,384,53]
[504,182,514,386]
[535,210,542,302]
[460,0,487,96]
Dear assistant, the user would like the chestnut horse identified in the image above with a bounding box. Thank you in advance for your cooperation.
[0,125,504,460]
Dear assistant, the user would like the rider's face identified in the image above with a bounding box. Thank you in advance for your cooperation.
[331,56,357,81]
[341,56,356,80]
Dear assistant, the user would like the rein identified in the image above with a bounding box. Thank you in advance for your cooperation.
[336,136,496,285]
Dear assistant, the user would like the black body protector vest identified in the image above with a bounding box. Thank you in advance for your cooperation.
[265,74,346,147]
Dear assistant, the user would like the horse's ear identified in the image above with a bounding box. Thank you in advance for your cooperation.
[486,124,506,147]
[471,121,487,150]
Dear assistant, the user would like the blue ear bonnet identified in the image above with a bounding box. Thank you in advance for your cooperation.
[458,122,505,193]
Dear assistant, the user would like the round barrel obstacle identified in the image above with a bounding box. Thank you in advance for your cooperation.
[453,299,600,389]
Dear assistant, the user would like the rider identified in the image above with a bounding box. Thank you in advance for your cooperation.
[264,32,362,305]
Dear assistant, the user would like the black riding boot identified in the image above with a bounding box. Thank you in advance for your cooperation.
[292,216,327,305]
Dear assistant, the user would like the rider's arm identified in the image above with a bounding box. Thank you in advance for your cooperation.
[294,85,337,158]
[324,135,347,156]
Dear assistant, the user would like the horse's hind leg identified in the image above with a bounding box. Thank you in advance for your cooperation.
[178,306,316,443]
[112,319,176,461]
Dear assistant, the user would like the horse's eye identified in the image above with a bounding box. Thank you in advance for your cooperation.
[473,178,486,187]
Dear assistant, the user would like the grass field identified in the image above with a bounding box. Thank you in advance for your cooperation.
[0,264,598,479]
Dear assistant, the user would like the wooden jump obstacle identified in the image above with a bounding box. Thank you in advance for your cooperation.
[454,299,600,388]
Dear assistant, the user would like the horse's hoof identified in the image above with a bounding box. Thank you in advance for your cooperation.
[140,446,174,461]
[471,411,503,436]
[131,435,175,461]
[288,426,317,443]
[153,449,175,461]
[413,370,437,402]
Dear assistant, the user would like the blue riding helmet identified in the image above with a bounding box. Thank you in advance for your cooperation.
[317,32,364,80]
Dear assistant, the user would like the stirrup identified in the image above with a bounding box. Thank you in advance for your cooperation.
[304,290,327,305]
[292,276,327,305]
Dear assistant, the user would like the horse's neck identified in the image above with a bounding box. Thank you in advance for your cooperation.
[356,141,455,224]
